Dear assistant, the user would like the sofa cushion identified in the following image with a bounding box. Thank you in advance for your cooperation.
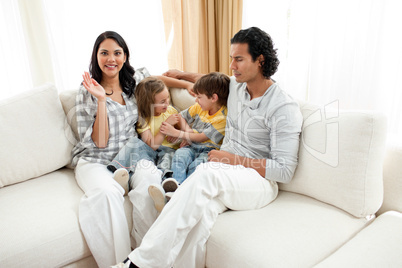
[0,169,89,267]
[0,83,74,187]
[377,145,402,215]
[206,191,372,268]
[279,101,387,218]
[169,87,196,111]
[315,211,402,267]
[59,89,79,143]
[0,168,133,267]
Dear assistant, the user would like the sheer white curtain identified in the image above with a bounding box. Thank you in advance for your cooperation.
[43,0,168,92]
[0,0,168,99]
[243,0,402,143]
[0,0,33,100]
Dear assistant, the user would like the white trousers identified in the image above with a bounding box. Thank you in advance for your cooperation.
[75,159,131,268]
[128,159,163,247]
[129,161,278,268]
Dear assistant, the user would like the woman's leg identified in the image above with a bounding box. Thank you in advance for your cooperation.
[75,159,131,268]
[128,162,278,268]
[128,159,163,248]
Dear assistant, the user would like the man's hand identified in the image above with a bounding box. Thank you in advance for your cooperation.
[162,69,183,79]
[208,150,235,165]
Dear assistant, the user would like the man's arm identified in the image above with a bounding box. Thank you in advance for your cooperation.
[162,69,204,83]
[209,102,303,183]
[208,150,267,177]
[156,75,195,96]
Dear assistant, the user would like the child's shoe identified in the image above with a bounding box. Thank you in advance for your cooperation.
[112,257,139,268]
[162,178,179,193]
[165,191,174,202]
[113,168,129,196]
[148,183,166,213]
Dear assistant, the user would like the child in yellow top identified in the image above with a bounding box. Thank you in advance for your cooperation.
[107,77,182,197]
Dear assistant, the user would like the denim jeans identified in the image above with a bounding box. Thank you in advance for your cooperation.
[171,144,214,184]
[108,136,175,179]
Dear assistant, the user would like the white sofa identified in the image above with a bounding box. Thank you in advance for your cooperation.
[0,83,401,268]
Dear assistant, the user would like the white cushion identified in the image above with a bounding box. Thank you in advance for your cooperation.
[280,101,387,218]
[0,84,73,187]
[315,211,402,267]
[377,145,402,215]
[206,191,372,268]
[59,89,79,144]
[0,169,89,267]
[0,168,133,267]
[169,87,196,111]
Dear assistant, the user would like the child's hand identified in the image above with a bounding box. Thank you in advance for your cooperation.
[160,121,178,137]
[180,139,191,148]
[165,114,180,125]
[186,85,196,97]
[166,135,181,144]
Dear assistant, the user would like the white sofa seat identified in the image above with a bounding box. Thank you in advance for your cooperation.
[315,211,402,267]
[0,167,134,267]
[206,191,372,268]
[0,169,90,267]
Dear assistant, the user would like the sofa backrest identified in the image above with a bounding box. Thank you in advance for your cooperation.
[279,100,388,218]
[0,83,74,187]
[59,89,79,142]
[169,87,196,111]
[377,144,402,215]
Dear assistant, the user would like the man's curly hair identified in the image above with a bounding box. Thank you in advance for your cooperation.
[231,27,279,79]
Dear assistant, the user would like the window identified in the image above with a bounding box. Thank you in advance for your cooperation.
[0,0,168,99]
[243,0,402,144]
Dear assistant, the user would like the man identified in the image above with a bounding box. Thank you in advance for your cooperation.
[114,26,303,268]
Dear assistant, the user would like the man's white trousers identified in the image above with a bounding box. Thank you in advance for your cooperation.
[129,161,278,268]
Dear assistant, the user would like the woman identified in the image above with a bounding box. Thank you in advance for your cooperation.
[71,31,162,268]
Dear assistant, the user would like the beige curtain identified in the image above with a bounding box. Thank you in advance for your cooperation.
[162,0,243,76]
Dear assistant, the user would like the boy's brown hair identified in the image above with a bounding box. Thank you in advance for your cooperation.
[135,76,167,127]
[193,72,230,106]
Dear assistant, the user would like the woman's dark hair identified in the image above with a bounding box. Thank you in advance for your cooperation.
[89,31,136,97]
[231,27,279,79]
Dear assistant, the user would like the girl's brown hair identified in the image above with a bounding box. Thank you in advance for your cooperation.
[135,76,167,127]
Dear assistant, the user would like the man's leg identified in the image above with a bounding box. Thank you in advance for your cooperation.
[128,162,278,268]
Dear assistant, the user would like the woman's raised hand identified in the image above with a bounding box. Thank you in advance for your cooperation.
[82,72,106,102]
